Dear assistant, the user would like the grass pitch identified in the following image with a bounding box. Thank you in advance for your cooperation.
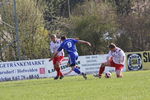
[0,70,150,100]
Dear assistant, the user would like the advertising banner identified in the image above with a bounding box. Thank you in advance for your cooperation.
[0,59,47,81]
[126,51,150,71]
[78,54,126,74]
[0,54,127,82]
[46,54,126,77]
[1,50,150,82]
[45,57,78,77]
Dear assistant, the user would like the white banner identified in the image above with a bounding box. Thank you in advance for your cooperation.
[0,59,47,81]
[78,54,126,74]
[0,54,126,81]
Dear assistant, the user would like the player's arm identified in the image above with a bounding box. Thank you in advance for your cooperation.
[63,69,73,75]
[118,51,125,64]
[50,43,55,54]
[49,44,63,61]
[78,40,91,46]
[68,37,79,40]
[106,51,112,62]
[49,51,59,61]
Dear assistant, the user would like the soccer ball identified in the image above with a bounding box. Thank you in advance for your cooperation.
[105,72,112,78]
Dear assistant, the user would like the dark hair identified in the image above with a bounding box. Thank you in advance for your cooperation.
[61,35,67,41]
[109,43,116,49]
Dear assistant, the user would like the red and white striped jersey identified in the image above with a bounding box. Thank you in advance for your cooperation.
[107,47,125,65]
[50,39,64,56]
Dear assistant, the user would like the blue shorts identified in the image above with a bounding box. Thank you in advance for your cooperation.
[68,52,78,66]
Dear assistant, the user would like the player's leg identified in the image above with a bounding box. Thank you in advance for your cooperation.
[99,62,109,76]
[69,53,87,79]
[94,62,110,78]
[53,66,59,79]
[53,58,59,80]
[71,54,81,74]
[55,62,64,79]
[116,70,123,78]
[115,64,124,78]
[53,56,64,80]
[57,56,64,79]
[71,65,87,79]
[68,53,80,74]
[62,63,81,76]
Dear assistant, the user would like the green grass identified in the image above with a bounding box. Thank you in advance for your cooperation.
[0,70,150,100]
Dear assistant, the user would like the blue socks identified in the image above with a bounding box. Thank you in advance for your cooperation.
[73,67,81,74]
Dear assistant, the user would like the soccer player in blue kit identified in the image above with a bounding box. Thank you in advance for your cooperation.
[49,36,91,79]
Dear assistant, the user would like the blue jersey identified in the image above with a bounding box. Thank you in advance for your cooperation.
[57,39,78,53]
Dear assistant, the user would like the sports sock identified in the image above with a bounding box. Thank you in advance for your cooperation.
[59,68,63,77]
[56,67,63,77]
[55,67,60,77]
[99,67,105,76]
[73,67,81,74]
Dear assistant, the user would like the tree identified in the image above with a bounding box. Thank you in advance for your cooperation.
[106,0,132,16]
[116,0,150,51]
[0,0,49,61]
[42,0,85,31]
[62,1,118,55]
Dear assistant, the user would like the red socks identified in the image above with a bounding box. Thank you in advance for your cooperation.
[99,67,105,76]
[55,67,63,77]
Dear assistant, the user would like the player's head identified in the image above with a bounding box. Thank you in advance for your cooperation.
[61,35,67,41]
[109,43,116,52]
[50,34,57,42]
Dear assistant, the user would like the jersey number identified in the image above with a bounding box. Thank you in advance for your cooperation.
[67,42,72,48]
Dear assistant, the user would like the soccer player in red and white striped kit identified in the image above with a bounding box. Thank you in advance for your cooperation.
[49,34,64,80]
[94,43,126,78]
